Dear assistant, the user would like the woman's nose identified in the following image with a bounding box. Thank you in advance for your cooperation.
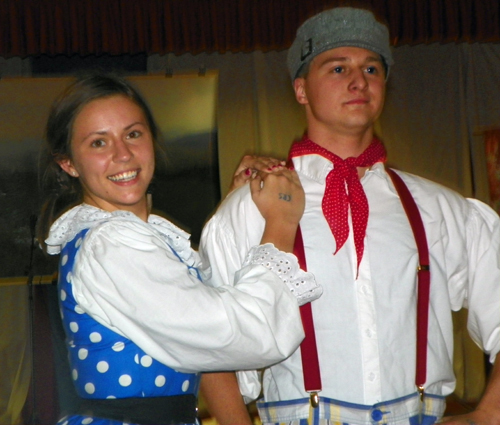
[113,138,133,162]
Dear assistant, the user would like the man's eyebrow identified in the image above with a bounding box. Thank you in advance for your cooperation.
[317,56,348,67]
[317,55,383,68]
[365,55,383,63]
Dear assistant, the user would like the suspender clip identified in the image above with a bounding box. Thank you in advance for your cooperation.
[309,392,320,408]
[417,385,425,402]
[417,264,429,271]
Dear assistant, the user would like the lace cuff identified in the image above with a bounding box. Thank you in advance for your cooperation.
[243,243,322,306]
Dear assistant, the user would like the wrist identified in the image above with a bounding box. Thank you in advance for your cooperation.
[260,221,299,253]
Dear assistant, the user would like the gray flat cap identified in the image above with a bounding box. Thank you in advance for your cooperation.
[287,7,394,80]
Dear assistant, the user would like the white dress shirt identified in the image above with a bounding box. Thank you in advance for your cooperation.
[200,156,500,405]
[46,204,308,374]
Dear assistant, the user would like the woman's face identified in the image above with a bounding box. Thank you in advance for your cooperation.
[58,95,155,220]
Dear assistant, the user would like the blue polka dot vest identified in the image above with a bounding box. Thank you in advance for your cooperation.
[58,228,200,400]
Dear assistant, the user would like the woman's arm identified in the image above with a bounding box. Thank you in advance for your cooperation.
[200,372,253,425]
[198,169,307,425]
[71,217,307,373]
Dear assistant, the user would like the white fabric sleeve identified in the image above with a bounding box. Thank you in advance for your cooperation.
[464,199,500,363]
[243,243,322,306]
[199,188,310,402]
[199,187,263,290]
[236,370,262,404]
[71,220,304,374]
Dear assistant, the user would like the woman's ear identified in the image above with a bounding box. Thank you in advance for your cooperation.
[57,158,79,178]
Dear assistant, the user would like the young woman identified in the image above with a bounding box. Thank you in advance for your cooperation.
[38,74,320,425]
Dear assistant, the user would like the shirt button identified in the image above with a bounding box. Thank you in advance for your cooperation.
[368,372,376,381]
[371,409,384,421]
[366,329,373,338]
[361,285,369,294]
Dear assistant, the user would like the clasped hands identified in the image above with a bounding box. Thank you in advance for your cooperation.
[230,154,304,228]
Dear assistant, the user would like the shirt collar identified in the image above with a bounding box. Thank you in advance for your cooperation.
[292,154,387,184]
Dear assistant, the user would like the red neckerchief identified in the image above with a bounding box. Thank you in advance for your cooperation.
[288,136,387,271]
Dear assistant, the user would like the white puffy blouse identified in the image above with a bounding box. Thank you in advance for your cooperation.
[46,204,319,374]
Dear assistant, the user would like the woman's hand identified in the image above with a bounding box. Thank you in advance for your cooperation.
[229,155,286,192]
[250,169,304,252]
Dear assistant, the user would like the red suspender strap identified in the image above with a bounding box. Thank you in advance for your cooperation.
[294,168,430,406]
[386,168,431,398]
[293,226,322,407]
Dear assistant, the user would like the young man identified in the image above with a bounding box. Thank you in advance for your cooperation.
[200,7,500,425]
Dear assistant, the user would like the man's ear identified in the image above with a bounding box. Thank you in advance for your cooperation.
[293,78,308,105]
[57,158,79,178]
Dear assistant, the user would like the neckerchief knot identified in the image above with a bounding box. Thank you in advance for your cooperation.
[288,136,387,272]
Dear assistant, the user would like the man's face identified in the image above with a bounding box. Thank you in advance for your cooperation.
[293,46,386,136]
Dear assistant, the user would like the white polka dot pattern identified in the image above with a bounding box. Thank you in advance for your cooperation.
[84,383,95,394]
[119,374,132,387]
[96,361,109,373]
[140,355,153,367]
[89,332,102,343]
[155,375,166,387]
[112,341,125,352]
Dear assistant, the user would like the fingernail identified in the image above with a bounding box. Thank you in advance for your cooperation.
[245,168,252,176]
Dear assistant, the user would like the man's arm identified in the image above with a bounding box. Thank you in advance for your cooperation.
[200,372,253,425]
[439,201,500,424]
[440,353,500,424]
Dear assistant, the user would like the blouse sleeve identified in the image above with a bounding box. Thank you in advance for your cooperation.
[242,243,322,306]
[71,219,305,374]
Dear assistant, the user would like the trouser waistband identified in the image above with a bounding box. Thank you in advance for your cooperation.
[257,392,446,425]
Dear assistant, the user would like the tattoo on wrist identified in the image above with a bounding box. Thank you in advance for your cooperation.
[279,193,291,202]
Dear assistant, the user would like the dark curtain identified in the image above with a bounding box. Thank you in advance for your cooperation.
[1,0,500,58]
